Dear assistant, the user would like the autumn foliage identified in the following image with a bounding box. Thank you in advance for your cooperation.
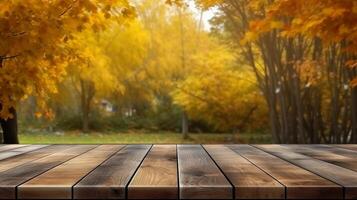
[0,0,134,119]
[1,0,356,144]
[194,0,357,143]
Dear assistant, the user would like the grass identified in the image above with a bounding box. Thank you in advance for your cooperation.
[19,130,272,144]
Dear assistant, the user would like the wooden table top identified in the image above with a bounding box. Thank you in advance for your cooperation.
[0,144,356,199]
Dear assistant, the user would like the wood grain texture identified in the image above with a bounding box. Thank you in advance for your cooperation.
[177,145,232,200]
[0,145,95,199]
[0,144,356,200]
[0,144,28,152]
[18,145,123,199]
[0,145,47,161]
[334,144,357,151]
[0,145,72,173]
[128,145,177,199]
[256,144,357,199]
[229,145,342,200]
[281,144,357,172]
[73,145,151,200]
[204,145,284,199]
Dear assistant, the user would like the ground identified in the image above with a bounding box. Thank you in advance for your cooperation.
[18,131,272,144]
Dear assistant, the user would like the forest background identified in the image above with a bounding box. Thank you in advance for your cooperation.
[0,0,356,144]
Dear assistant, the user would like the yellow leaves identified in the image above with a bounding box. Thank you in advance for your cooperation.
[0,0,134,119]
[292,18,303,26]
[34,112,42,118]
[80,0,98,13]
[242,18,285,44]
[270,21,284,29]
[195,0,223,10]
[171,32,266,130]
[248,0,267,12]
[240,31,258,44]
[173,64,266,130]
[165,0,186,7]
[294,60,322,87]
[322,8,335,16]
[339,25,349,35]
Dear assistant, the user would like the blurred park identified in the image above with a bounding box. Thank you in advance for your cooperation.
[0,0,356,144]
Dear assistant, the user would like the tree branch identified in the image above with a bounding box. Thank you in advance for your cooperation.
[8,31,26,37]
[59,0,78,17]
[1,54,21,60]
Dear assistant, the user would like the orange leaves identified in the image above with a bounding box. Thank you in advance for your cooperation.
[259,0,357,51]
[242,0,357,89]
[351,78,357,87]
[243,0,357,51]
[294,60,323,87]
[346,60,357,69]
[241,19,284,44]
[0,0,133,119]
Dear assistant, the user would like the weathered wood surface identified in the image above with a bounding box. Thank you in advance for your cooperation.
[0,144,356,199]
[128,145,177,199]
[18,145,122,199]
[178,145,232,199]
[335,144,357,151]
[74,145,150,199]
[0,145,47,161]
[203,145,284,199]
[231,145,342,199]
[256,144,357,199]
[0,145,95,199]
[0,145,28,152]
[0,145,72,173]
[280,145,357,172]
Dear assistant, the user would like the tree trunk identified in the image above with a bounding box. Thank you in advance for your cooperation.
[82,107,89,133]
[0,106,19,144]
[80,79,95,133]
[351,86,357,143]
[181,111,189,139]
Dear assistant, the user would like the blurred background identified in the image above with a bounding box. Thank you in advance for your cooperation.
[1,0,356,144]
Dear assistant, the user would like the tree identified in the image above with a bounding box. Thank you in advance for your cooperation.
[172,43,267,133]
[192,0,357,143]
[250,0,357,143]
[103,20,151,118]
[0,0,134,143]
[137,0,208,137]
[64,29,124,132]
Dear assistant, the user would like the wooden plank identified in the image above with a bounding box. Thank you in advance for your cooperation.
[18,145,123,199]
[0,145,95,199]
[0,145,48,161]
[0,144,28,152]
[204,145,284,199]
[0,145,72,173]
[73,145,151,199]
[334,144,357,151]
[282,145,357,172]
[228,145,342,199]
[177,145,232,200]
[317,145,357,158]
[256,144,357,199]
[128,145,177,200]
